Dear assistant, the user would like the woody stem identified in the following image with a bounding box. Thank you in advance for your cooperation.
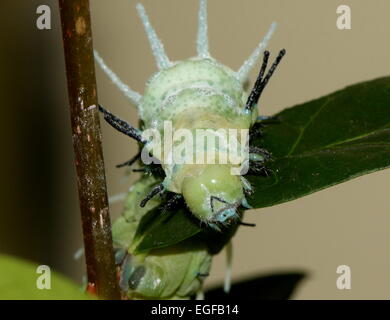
[58,0,120,299]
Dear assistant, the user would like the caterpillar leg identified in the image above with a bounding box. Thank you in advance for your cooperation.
[256,115,279,122]
[140,183,165,207]
[116,150,142,168]
[249,146,271,162]
[248,162,273,176]
[238,221,256,227]
[197,272,210,278]
[132,165,165,177]
[160,193,182,213]
[98,105,146,144]
[245,49,286,112]
[247,143,273,177]
[249,123,264,142]
[240,176,253,196]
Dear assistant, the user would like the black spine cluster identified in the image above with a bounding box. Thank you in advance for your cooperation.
[245,49,286,111]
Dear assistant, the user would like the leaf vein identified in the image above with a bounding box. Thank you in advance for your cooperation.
[286,96,336,156]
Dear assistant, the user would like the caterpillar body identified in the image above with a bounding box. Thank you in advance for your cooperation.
[96,0,286,230]
[112,176,212,299]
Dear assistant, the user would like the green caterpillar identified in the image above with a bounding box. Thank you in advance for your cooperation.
[95,0,286,231]
[112,176,212,299]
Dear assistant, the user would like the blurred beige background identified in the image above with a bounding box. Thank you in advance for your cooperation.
[1,0,389,299]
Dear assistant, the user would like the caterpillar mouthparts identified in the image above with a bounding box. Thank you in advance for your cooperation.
[182,164,243,231]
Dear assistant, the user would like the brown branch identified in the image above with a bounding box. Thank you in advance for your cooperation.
[58,0,120,299]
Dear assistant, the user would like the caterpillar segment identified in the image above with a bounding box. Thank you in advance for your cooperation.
[112,176,212,299]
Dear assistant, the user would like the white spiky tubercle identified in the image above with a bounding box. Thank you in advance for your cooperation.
[95,0,277,226]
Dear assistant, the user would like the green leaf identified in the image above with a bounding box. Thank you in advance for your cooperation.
[0,254,92,300]
[248,76,390,208]
[132,206,201,254]
[128,77,390,252]
[130,204,240,254]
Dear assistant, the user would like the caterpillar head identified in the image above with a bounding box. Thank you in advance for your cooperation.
[182,165,244,230]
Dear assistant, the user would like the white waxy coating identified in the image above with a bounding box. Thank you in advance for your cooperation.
[94,50,142,106]
[236,22,277,83]
[136,3,172,70]
[197,0,210,59]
